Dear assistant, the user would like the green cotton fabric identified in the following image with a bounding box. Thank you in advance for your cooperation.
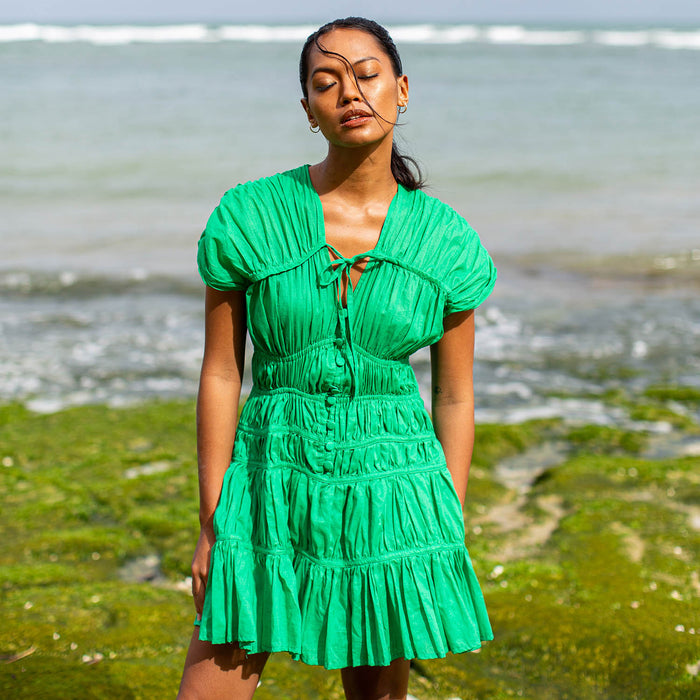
[195,164,497,670]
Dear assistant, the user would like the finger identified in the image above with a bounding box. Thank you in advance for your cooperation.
[193,575,207,615]
[191,575,200,609]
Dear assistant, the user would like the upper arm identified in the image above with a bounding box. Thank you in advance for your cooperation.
[201,286,248,382]
[430,309,475,404]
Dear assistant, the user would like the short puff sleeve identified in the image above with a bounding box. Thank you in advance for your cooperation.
[443,218,497,315]
[196,192,250,291]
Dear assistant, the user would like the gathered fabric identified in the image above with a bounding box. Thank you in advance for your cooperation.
[194,165,497,669]
[318,244,408,400]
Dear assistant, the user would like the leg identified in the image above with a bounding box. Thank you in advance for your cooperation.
[340,656,411,700]
[177,628,270,700]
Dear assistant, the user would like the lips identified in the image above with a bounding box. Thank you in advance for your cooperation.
[340,109,373,125]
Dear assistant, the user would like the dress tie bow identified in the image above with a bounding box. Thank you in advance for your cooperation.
[319,244,387,399]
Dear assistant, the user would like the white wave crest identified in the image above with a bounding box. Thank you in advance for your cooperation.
[388,24,481,44]
[215,24,315,42]
[0,22,39,41]
[0,22,210,45]
[594,30,652,46]
[0,23,698,50]
[484,25,586,45]
[593,29,700,49]
[651,29,700,50]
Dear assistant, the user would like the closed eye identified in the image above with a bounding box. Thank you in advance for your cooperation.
[358,73,378,80]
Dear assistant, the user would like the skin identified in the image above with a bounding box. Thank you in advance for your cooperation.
[430,309,476,509]
[178,27,477,700]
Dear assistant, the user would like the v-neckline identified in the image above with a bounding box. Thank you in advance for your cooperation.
[304,164,402,295]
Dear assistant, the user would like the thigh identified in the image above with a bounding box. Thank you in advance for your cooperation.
[340,656,411,700]
[177,628,270,700]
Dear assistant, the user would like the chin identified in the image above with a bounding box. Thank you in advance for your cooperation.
[333,130,388,149]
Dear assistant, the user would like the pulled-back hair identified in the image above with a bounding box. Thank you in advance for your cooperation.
[299,17,425,191]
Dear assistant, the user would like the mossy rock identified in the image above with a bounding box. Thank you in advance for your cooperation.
[2,401,700,698]
[644,385,700,404]
[472,419,562,470]
[627,402,696,430]
[565,424,647,455]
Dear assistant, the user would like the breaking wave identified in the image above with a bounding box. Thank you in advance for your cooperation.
[1,23,699,49]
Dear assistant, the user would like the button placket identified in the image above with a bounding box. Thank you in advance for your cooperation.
[322,382,339,471]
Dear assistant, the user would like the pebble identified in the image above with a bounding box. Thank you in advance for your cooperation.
[490,565,505,579]
[117,554,162,583]
[124,461,172,480]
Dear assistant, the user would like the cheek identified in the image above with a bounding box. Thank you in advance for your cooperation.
[377,78,399,101]
[372,84,398,112]
[308,95,331,117]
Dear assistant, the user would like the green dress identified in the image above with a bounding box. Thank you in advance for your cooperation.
[195,164,497,670]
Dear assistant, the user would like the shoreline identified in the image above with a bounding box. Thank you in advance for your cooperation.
[1,258,699,419]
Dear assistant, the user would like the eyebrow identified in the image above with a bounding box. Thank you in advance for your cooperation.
[310,56,380,78]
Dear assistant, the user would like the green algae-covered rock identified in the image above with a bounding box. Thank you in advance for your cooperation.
[1,401,698,699]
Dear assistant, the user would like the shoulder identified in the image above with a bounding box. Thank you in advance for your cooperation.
[393,187,480,265]
[393,187,496,310]
[217,165,309,214]
[210,164,313,247]
[412,189,476,236]
[198,165,315,286]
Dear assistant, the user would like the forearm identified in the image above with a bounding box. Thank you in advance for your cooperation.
[196,369,242,528]
[430,308,476,510]
[432,397,474,509]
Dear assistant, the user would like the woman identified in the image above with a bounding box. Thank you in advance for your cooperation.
[178,17,496,700]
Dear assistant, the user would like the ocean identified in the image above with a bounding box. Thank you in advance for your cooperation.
[1,22,699,422]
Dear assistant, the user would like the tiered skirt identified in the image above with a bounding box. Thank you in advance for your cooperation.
[197,388,493,670]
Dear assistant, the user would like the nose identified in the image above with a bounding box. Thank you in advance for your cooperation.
[339,75,362,104]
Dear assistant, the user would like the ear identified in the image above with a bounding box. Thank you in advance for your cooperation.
[396,74,409,109]
[300,98,317,127]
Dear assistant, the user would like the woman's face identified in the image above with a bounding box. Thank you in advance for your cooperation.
[301,28,409,149]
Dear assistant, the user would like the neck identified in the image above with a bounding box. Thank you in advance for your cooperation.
[310,137,397,203]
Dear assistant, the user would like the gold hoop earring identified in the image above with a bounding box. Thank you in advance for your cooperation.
[397,104,407,115]
[309,124,320,133]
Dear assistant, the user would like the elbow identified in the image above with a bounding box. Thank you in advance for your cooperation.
[198,366,244,397]
[431,385,474,409]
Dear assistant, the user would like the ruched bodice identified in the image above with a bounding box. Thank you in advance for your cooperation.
[194,165,497,669]
[251,341,417,397]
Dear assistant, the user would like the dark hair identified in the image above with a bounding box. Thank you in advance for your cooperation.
[299,17,425,191]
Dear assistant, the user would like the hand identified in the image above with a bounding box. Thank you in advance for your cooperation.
[191,525,216,616]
